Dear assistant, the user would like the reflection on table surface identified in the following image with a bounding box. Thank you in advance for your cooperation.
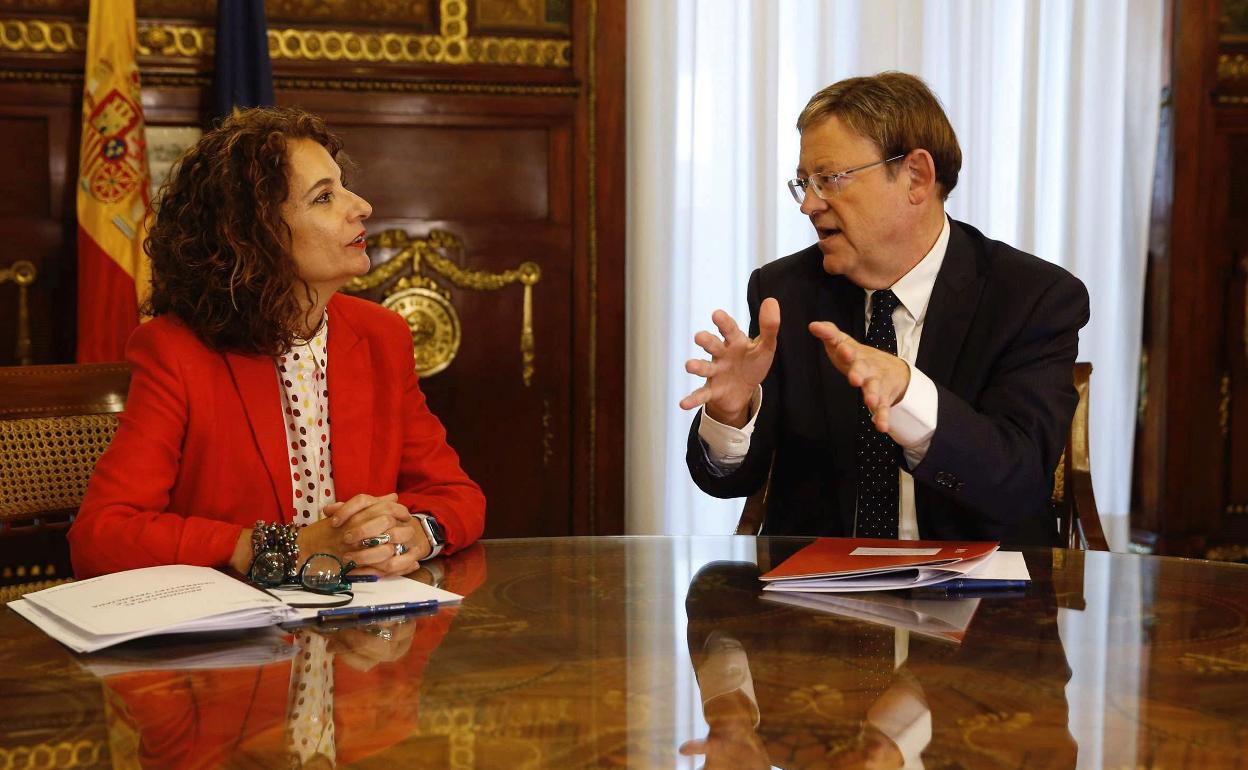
[2,536,1248,769]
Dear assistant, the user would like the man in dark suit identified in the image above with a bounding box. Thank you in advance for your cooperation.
[681,72,1089,546]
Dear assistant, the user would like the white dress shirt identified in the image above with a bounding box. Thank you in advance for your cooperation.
[699,217,951,540]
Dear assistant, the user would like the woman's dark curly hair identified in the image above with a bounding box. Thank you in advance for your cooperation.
[143,106,344,355]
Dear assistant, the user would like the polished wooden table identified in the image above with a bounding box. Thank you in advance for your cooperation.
[2,536,1248,769]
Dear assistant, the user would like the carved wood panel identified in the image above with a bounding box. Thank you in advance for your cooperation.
[1220,132,1248,543]
[0,84,79,366]
[1134,0,1248,559]
[302,94,578,538]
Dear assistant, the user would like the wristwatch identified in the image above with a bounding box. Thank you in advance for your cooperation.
[412,512,447,560]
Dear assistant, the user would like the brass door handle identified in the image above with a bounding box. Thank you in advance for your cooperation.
[0,259,37,365]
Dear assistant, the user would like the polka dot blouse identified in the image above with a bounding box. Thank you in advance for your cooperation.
[276,313,336,525]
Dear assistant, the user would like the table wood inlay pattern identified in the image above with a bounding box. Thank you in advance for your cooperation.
[1,536,1247,769]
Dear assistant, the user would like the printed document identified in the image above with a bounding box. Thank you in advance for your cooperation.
[9,565,300,653]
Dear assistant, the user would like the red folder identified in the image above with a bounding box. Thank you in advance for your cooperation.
[760,538,1000,591]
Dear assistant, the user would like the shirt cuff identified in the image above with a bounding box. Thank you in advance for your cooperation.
[697,631,761,728]
[697,387,763,473]
[889,364,938,468]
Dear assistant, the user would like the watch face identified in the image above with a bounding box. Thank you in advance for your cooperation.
[422,515,446,545]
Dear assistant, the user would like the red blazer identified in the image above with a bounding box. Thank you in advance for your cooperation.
[70,293,486,578]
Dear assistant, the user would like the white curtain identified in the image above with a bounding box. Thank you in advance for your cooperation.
[626,0,1164,545]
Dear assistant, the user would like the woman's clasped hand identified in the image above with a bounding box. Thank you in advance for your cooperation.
[322,493,432,575]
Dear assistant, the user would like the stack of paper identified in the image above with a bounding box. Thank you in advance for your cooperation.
[761,538,1030,593]
[8,565,302,653]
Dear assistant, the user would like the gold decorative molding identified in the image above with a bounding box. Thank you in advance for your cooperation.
[1220,372,1231,437]
[0,739,107,769]
[0,1,571,67]
[385,287,462,378]
[0,68,83,84]
[344,229,541,385]
[1219,53,1248,83]
[1226,504,1248,516]
[136,22,206,57]
[0,259,36,365]
[0,17,81,53]
[272,77,577,96]
[269,26,569,67]
[0,67,578,96]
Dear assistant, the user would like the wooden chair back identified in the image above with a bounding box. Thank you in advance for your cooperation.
[0,363,131,599]
[735,362,1110,551]
[1053,362,1109,550]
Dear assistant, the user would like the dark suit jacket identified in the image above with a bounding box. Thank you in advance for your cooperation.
[687,218,1090,546]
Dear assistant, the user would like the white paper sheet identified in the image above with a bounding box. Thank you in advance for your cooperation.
[10,565,301,653]
[20,565,297,636]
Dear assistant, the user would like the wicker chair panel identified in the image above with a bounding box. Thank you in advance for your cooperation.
[0,414,118,520]
[0,577,74,603]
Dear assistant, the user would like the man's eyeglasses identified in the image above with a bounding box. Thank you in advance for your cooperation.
[786,153,907,204]
[249,551,357,608]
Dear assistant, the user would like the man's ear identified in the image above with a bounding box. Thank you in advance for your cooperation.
[905,149,938,205]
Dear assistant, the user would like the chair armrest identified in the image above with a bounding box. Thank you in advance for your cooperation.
[1069,468,1109,551]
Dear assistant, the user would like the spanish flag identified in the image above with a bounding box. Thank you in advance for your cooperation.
[76,0,151,363]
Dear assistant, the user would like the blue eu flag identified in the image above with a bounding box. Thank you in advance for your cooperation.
[212,0,275,122]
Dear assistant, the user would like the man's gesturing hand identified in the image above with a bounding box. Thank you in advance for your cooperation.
[809,320,910,434]
[679,298,781,429]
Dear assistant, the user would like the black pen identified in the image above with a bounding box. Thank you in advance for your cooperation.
[316,600,439,622]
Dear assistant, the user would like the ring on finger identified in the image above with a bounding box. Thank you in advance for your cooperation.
[395,542,408,557]
[361,531,392,548]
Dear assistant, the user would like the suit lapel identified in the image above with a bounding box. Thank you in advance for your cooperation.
[814,272,865,418]
[813,268,865,534]
[223,350,291,521]
[326,296,374,500]
[917,221,984,387]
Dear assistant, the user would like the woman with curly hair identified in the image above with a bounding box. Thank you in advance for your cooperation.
[69,106,485,579]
